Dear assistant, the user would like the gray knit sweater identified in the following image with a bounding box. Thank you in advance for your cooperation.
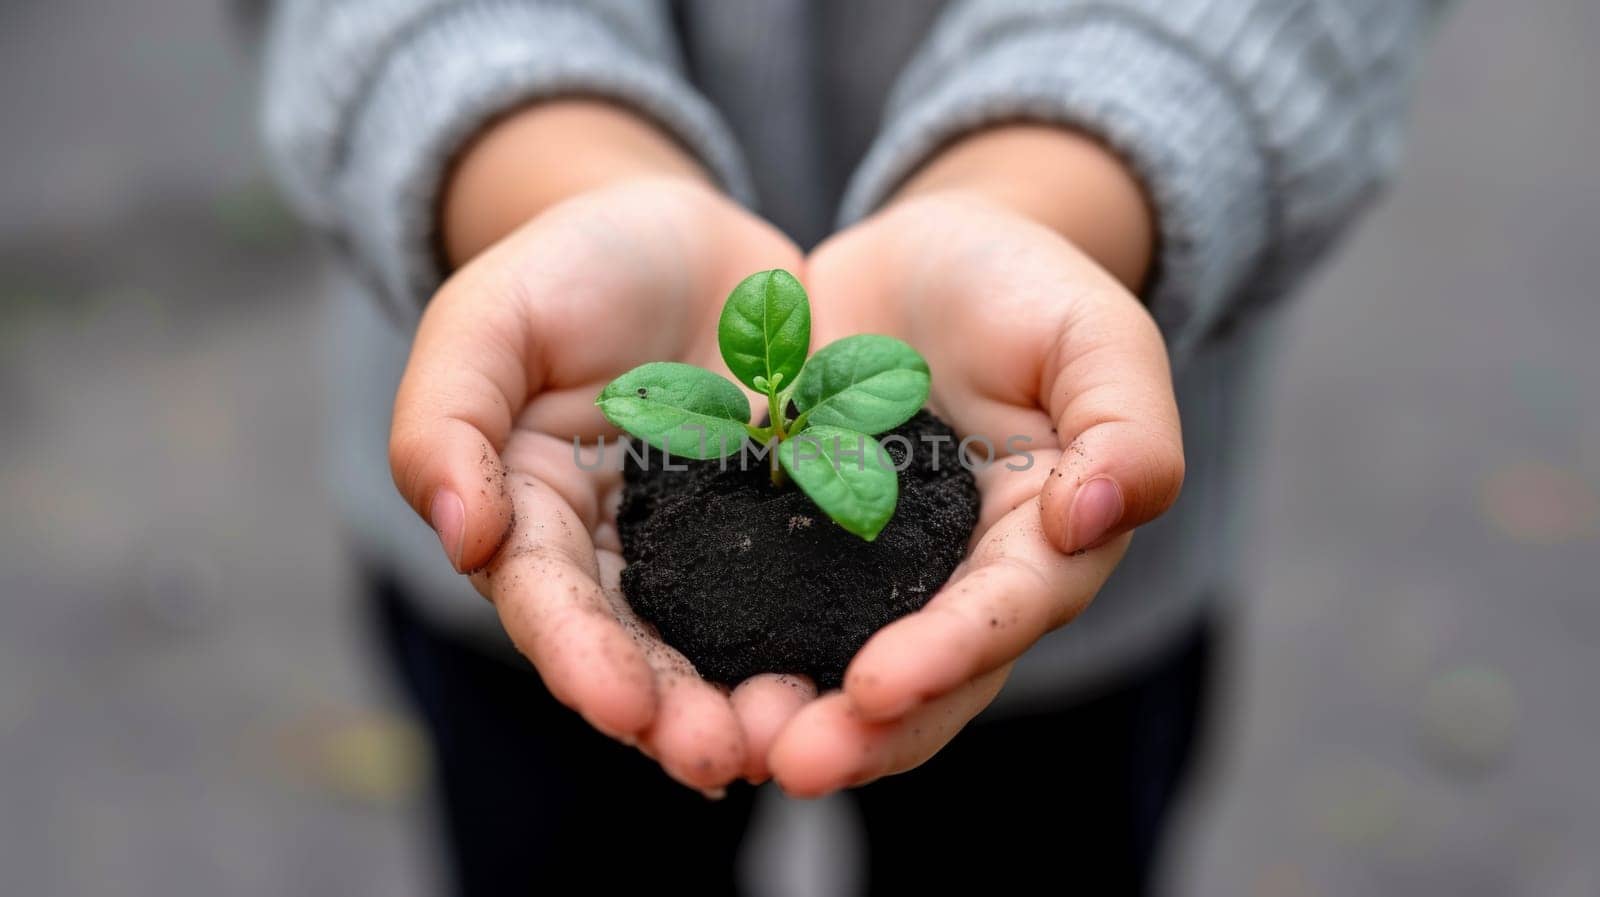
[261,0,1445,706]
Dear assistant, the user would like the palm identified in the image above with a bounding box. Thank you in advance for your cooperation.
[808,195,1113,542]
[763,194,1180,794]
[403,179,807,792]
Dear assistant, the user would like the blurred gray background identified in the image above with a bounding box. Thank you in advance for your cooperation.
[1,1,1596,895]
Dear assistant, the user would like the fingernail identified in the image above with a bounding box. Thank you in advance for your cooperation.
[1067,476,1123,552]
[430,489,466,570]
[702,786,727,801]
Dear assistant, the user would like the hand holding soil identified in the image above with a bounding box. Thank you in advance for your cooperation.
[389,178,811,796]
[761,193,1184,795]
[389,179,1183,798]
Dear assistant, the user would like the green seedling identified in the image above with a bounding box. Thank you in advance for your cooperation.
[596,269,930,540]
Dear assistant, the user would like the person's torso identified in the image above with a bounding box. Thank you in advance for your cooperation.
[673,0,946,246]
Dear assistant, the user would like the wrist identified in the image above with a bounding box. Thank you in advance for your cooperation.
[440,99,714,268]
[890,125,1155,292]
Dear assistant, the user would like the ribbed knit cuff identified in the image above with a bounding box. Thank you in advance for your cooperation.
[839,17,1271,357]
[337,1,754,315]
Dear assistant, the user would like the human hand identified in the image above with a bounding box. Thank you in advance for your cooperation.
[389,104,811,795]
[765,128,1185,795]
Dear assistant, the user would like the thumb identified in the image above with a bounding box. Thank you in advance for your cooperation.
[1038,291,1184,554]
[389,275,536,572]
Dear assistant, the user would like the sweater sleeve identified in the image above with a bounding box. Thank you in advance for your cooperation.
[839,0,1452,357]
[259,0,753,316]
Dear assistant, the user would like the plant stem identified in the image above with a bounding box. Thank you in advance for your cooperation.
[765,388,790,488]
[767,390,788,441]
[769,446,787,487]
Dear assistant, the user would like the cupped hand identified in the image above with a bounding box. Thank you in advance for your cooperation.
[765,192,1185,795]
[389,177,816,794]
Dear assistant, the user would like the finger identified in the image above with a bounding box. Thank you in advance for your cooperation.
[730,674,818,783]
[844,503,1130,721]
[1037,291,1184,553]
[769,666,1009,798]
[637,665,746,796]
[597,552,745,795]
[482,473,657,741]
[390,272,536,572]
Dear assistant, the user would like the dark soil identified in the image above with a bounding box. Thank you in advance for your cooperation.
[617,411,979,689]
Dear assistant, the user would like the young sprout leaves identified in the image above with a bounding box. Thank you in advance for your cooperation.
[596,269,930,541]
[777,426,898,541]
[790,334,929,434]
[595,362,751,459]
[718,268,810,393]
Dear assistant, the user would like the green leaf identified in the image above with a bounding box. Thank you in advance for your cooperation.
[778,425,898,541]
[718,269,811,393]
[596,362,749,459]
[790,335,929,435]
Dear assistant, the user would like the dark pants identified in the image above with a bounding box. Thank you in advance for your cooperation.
[369,575,1218,896]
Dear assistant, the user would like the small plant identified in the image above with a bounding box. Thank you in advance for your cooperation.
[596,269,930,540]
